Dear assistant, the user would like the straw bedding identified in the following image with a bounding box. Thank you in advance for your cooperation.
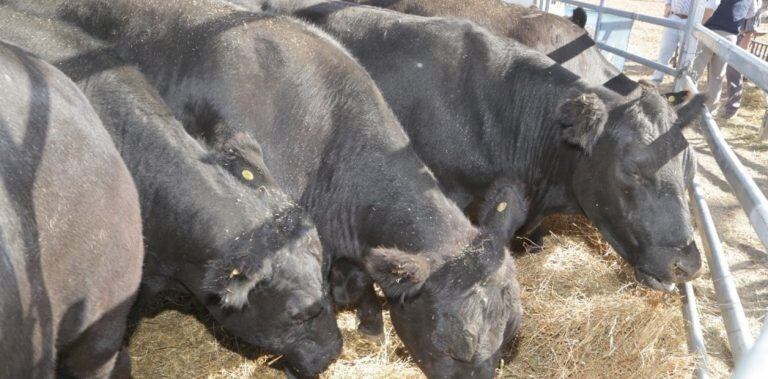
[128,215,702,378]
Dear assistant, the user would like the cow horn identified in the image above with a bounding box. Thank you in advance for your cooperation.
[639,94,705,174]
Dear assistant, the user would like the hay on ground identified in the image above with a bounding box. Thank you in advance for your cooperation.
[128,215,699,379]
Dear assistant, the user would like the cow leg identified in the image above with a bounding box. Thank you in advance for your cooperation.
[59,299,133,379]
[356,282,384,339]
[512,226,547,254]
[510,213,547,254]
[329,259,384,338]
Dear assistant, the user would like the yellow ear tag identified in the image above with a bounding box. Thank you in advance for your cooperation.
[241,169,254,181]
[229,268,240,279]
[496,202,508,212]
[668,95,675,103]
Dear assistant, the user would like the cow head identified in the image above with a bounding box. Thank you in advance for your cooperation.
[558,89,705,291]
[200,214,341,377]
[181,133,342,377]
[365,206,522,378]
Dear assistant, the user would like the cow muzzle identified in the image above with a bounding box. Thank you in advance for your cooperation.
[634,242,702,292]
[670,242,702,281]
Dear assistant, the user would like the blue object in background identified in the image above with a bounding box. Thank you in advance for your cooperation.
[564,4,634,71]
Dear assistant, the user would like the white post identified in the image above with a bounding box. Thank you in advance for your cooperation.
[594,0,606,39]
[675,0,705,91]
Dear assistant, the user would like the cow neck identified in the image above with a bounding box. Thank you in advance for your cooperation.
[299,87,478,261]
[0,9,282,267]
[99,78,282,263]
[95,82,286,266]
[367,185,478,258]
[16,0,256,49]
[308,147,478,264]
[481,50,592,219]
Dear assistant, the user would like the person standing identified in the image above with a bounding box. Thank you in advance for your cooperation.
[651,0,719,85]
[690,0,753,113]
[722,0,763,118]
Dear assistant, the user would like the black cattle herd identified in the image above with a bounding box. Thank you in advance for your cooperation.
[0,0,706,378]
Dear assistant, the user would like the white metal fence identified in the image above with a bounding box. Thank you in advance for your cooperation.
[541,0,768,376]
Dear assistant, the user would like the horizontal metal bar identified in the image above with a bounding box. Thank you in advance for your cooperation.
[558,0,687,29]
[690,181,753,362]
[732,315,768,378]
[681,75,768,254]
[679,281,709,379]
[595,41,680,75]
[693,25,768,93]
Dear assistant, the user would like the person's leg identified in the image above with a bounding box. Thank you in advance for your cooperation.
[725,64,743,116]
[706,31,738,112]
[725,28,755,117]
[691,45,715,84]
[738,31,753,50]
[652,15,683,83]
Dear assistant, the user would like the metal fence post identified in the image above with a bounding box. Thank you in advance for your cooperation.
[690,182,753,362]
[594,0,606,38]
[732,315,768,378]
[679,281,710,379]
[675,0,704,91]
[761,108,768,141]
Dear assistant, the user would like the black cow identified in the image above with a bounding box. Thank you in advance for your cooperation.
[0,41,144,378]
[348,0,692,103]
[12,0,526,377]
[346,0,691,100]
[570,7,587,28]
[0,8,342,377]
[251,0,625,91]
[264,1,705,293]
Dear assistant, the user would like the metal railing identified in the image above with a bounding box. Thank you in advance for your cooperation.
[544,0,768,376]
[733,315,768,379]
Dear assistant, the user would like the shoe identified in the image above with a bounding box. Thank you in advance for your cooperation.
[724,109,738,119]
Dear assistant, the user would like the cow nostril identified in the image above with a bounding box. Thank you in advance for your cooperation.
[672,256,701,280]
[671,243,702,280]
[292,301,324,322]
[674,264,688,279]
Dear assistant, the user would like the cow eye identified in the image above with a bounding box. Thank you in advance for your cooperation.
[623,161,643,182]
[249,280,267,295]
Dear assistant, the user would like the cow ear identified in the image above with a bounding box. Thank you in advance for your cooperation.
[205,132,276,186]
[203,256,272,310]
[365,247,432,299]
[476,180,528,245]
[556,92,608,154]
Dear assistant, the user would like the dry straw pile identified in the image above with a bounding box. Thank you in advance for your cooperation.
[128,215,701,378]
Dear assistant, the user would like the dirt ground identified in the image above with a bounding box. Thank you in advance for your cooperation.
[126,1,768,378]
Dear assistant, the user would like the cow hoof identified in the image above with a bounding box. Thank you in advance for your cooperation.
[524,243,544,254]
[283,367,317,379]
[511,238,542,254]
[358,323,385,343]
[359,330,385,344]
